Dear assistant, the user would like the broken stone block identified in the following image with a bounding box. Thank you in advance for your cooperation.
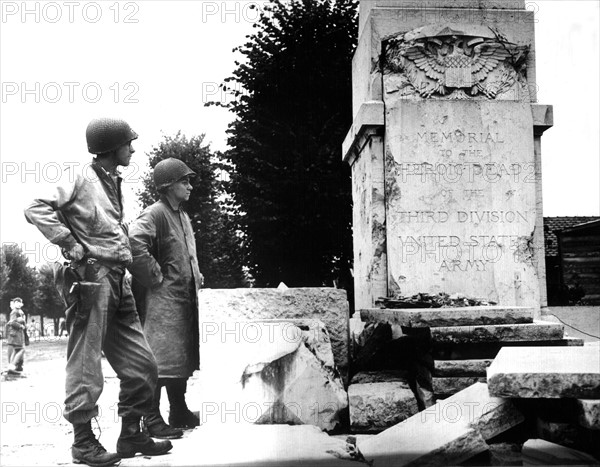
[431,322,564,345]
[357,383,523,466]
[434,359,493,377]
[238,320,348,432]
[433,377,487,396]
[487,347,600,399]
[521,438,600,465]
[361,306,534,328]
[198,287,350,376]
[577,400,600,430]
[348,380,419,432]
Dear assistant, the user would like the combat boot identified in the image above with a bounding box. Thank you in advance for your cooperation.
[166,378,200,429]
[116,416,172,458]
[142,412,183,439]
[141,381,182,439]
[71,421,121,467]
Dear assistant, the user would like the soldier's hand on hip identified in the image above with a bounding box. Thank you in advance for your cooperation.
[63,244,85,262]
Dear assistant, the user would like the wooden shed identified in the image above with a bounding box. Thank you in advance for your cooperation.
[558,219,600,305]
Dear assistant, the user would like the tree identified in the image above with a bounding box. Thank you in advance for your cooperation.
[215,0,358,287]
[0,244,39,320]
[138,133,247,288]
[0,249,10,302]
[34,263,66,336]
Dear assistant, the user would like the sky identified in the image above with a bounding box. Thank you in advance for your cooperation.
[0,0,599,267]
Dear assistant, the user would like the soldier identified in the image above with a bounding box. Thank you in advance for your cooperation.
[128,158,202,439]
[5,298,27,374]
[25,118,172,467]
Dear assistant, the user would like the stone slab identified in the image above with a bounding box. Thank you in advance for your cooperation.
[357,382,523,466]
[577,400,600,430]
[433,377,487,396]
[434,359,493,377]
[198,288,349,374]
[521,438,600,466]
[487,347,600,398]
[350,370,411,384]
[361,306,534,328]
[349,381,419,432]
[431,322,564,344]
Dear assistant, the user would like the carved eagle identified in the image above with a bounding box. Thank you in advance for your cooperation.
[387,34,528,99]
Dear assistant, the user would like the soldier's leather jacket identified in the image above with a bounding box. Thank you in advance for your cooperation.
[24,161,133,266]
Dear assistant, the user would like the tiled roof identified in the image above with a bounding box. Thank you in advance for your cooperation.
[544,216,600,256]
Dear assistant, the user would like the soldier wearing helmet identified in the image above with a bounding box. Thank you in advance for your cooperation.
[25,118,172,466]
[128,157,203,438]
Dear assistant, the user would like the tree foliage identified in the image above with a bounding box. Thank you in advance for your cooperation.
[137,133,247,288]
[0,244,39,318]
[216,0,358,287]
[34,263,66,333]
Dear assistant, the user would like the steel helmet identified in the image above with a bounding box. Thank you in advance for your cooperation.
[153,158,196,191]
[86,118,138,154]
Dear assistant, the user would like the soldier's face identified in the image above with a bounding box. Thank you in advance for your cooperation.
[115,141,135,167]
[168,177,193,203]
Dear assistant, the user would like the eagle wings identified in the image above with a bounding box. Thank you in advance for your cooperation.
[386,34,529,99]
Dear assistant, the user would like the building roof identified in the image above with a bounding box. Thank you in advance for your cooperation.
[544,216,600,256]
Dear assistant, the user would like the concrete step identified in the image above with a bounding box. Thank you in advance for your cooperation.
[361,306,534,328]
[433,376,487,397]
[431,321,564,345]
[433,359,493,377]
[487,346,600,399]
[433,337,584,360]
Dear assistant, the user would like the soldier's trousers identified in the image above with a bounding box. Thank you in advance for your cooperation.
[63,266,158,424]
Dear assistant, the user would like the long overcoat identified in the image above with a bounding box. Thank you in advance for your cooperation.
[128,197,201,378]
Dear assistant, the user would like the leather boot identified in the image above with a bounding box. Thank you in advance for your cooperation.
[142,382,183,439]
[116,416,173,458]
[71,421,121,467]
[166,378,200,429]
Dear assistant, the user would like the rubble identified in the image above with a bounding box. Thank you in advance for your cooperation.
[357,382,523,466]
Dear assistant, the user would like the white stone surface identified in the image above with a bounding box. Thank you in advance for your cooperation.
[487,346,600,398]
[200,320,348,432]
[198,288,349,374]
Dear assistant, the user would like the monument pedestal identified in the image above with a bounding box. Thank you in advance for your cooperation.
[344,1,553,313]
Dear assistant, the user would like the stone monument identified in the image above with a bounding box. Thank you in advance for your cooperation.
[343,0,553,314]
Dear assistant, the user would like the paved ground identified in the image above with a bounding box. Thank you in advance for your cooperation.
[3,306,597,466]
[541,306,600,343]
[0,338,357,467]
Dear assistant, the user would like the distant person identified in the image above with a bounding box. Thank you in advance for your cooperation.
[24,117,171,466]
[59,317,68,337]
[4,298,27,374]
[129,158,203,438]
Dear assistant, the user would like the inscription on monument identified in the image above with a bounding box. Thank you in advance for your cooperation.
[384,97,537,303]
